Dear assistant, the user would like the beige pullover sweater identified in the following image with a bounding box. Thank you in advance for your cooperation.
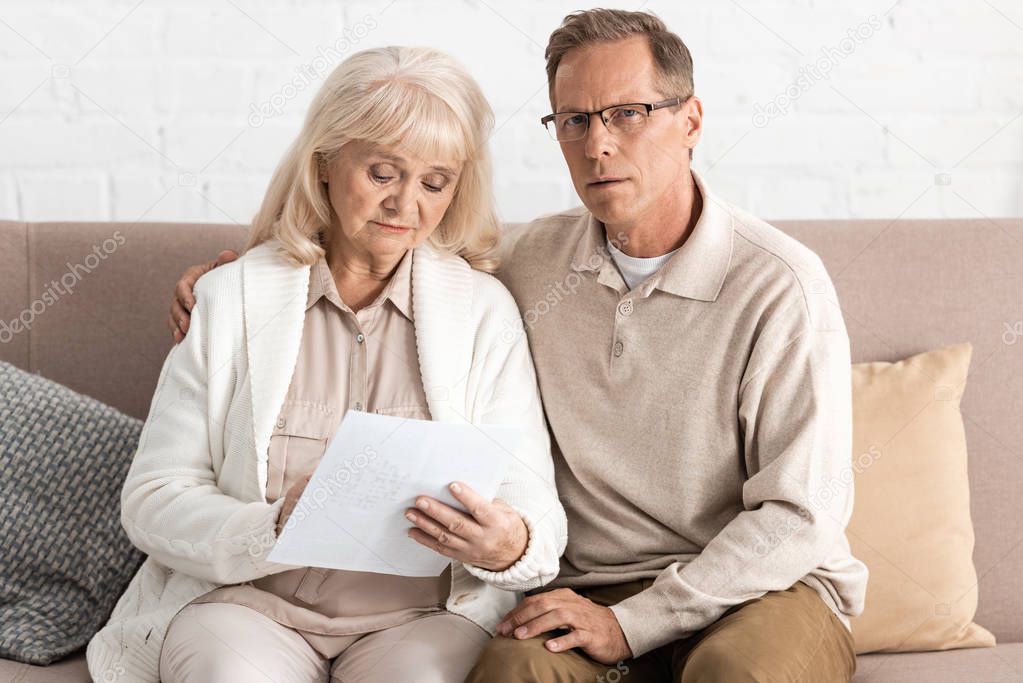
[496,171,868,657]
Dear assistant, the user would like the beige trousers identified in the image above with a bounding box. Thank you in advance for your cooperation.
[466,579,856,683]
[159,602,490,683]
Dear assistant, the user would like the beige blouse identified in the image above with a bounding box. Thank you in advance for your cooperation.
[191,250,451,658]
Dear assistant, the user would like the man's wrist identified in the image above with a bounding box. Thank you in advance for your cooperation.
[605,605,634,659]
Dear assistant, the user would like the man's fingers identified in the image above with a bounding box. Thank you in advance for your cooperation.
[169,295,188,342]
[167,306,180,338]
[545,629,588,653]
[169,252,235,342]
[175,268,202,312]
[170,260,210,338]
[497,595,559,636]
[510,608,574,640]
[216,249,239,266]
[171,296,190,331]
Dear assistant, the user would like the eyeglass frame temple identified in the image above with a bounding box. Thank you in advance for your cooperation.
[539,96,687,132]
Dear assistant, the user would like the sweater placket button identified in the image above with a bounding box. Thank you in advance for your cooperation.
[618,300,633,317]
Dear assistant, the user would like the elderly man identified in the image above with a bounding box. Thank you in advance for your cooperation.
[168,9,866,682]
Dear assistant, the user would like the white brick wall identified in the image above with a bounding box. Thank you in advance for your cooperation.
[0,0,1020,224]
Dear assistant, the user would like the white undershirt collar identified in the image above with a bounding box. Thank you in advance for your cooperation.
[606,238,680,291]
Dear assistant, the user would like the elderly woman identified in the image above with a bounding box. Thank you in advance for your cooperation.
[86,46,566,683]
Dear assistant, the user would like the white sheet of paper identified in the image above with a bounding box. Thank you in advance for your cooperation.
[266,410,519,577]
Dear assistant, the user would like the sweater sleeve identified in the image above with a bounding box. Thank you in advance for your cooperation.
[610,270,857,657]
[120,279,295,586]
[460,280,568,592]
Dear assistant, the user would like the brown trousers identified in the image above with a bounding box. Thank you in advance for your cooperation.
[466,579,856,683]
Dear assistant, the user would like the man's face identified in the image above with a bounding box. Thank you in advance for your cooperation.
[552,36,700,230]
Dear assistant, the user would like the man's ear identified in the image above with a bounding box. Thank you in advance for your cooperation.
[682,95,703,156]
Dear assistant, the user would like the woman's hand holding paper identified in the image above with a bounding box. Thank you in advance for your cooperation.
[405,481,529,572]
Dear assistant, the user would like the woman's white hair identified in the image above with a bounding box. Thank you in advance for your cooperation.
[246,46,501,272]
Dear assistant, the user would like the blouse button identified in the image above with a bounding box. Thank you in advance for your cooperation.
[275,416,287,430]
[355,333,366,343]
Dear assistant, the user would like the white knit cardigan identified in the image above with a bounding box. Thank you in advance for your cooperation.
[86,239,567,683]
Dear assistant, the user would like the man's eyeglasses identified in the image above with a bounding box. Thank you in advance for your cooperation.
[541,96,688,142]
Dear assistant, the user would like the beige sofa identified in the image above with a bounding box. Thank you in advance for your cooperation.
[1,218,1021,682]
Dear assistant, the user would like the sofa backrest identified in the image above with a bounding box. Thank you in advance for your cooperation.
[782,217,1023,645]
[0,221,250,421]
[2,217,1021,642]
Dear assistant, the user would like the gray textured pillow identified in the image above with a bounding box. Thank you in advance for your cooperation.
[0,362,145,665]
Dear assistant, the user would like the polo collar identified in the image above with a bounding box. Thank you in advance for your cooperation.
[570,170,733,302]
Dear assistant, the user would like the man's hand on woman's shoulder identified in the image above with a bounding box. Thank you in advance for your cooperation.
[169,250,239,343]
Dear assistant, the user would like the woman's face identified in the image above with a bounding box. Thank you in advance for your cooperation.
[320,140,463,262]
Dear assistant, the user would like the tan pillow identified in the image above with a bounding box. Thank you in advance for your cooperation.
[847,342,995,654]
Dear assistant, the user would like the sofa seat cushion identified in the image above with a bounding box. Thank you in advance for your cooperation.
[4,642,1023,683]
[0,650,90,683]
[853,642,1023,682]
